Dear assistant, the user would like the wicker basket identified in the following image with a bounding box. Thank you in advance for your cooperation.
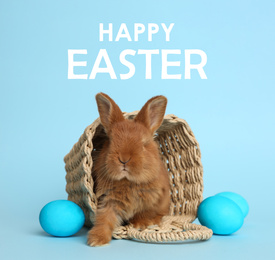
[64,111,213,243]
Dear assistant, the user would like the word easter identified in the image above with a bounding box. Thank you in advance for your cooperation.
[68,23,207,80]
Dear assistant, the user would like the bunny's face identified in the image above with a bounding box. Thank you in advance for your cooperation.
[105,120,157,183]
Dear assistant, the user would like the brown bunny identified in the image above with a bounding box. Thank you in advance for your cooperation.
[87,93,170,247]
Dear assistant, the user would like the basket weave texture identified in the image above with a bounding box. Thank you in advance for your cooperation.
[64,112,213,242]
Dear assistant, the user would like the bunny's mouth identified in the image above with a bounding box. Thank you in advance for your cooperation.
[122,164,128,171]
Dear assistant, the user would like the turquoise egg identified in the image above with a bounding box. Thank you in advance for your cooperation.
[198,196,244,235]
[216,192,249,218]
[39,200,85,237]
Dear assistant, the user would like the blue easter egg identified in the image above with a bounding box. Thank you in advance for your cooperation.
[198,196,244,235]
[39,200,85,237]
[216,192,249,218]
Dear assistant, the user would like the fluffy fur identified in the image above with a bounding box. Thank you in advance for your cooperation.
[87,93,170,247]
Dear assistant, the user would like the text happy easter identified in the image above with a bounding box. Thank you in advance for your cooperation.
[68,23,207,80]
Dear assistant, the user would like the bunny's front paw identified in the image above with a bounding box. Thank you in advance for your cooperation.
[87,226,112,247]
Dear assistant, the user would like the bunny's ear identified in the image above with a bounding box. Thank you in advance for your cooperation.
[135,96,167,134]
[95,93,124,133]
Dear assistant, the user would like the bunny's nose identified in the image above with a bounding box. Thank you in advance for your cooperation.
[118,157,131,165]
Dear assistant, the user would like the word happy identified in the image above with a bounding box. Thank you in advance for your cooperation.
[68,23,207,80]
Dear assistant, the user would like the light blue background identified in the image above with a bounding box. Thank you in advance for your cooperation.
[1,0,274,259]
